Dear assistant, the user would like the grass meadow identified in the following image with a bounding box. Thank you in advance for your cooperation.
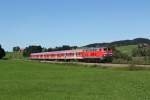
[0,60,150,100]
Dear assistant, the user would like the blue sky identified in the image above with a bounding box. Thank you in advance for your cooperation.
[0,0,150,51]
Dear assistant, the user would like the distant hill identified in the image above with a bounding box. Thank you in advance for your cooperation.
[85,38,150,47]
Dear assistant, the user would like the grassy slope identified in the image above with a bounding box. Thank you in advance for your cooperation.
[116,45,137,56]
[5,52,24,59]
[0,60,150,100]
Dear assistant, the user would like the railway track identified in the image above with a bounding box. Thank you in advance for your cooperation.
[39,60,150,68]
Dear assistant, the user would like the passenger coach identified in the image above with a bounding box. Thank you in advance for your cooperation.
[30,47,112,62]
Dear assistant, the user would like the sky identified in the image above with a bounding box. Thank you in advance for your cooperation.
[0,0,150,51]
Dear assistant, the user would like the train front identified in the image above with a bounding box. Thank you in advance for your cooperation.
[82,47,112,63]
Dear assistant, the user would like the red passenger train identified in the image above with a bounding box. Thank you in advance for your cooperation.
[30,47,112,62]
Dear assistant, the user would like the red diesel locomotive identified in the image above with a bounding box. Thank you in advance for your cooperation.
[30,47,112,62]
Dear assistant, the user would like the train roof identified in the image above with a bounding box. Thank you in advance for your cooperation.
[31,49,83,55]
[30,47,110,55]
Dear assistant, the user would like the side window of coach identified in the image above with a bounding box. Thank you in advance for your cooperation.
[104,48,107,51]
[108,48,111,51]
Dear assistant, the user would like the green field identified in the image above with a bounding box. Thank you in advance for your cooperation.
[5,52,24,59]
[116,45,137,56]
[0,60,150,100]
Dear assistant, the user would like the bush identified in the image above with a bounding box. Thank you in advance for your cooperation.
[109,46,132,64]
[112,59,129,64]
[0,46,5,59]
[132,57,150,65]
[132,44,150,57]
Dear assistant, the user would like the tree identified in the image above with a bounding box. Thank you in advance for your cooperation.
[0,45,5,59]
[109,45,132,61]
[42,48,48,52]
[47,48,53,52]
[23,45,42,57]
[13,46,20,52]
[132,43,150,57]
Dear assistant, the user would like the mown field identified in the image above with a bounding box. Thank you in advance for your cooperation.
[0,60,150,100]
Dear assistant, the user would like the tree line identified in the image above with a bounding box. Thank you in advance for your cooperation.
[18,45,78,57]
[85,38,150,47]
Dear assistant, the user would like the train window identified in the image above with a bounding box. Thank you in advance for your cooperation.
[66,53,69,56]
[104,48,107,51]
[77,52,81,56]
[70,53,73,56]
[108,48,111,50]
